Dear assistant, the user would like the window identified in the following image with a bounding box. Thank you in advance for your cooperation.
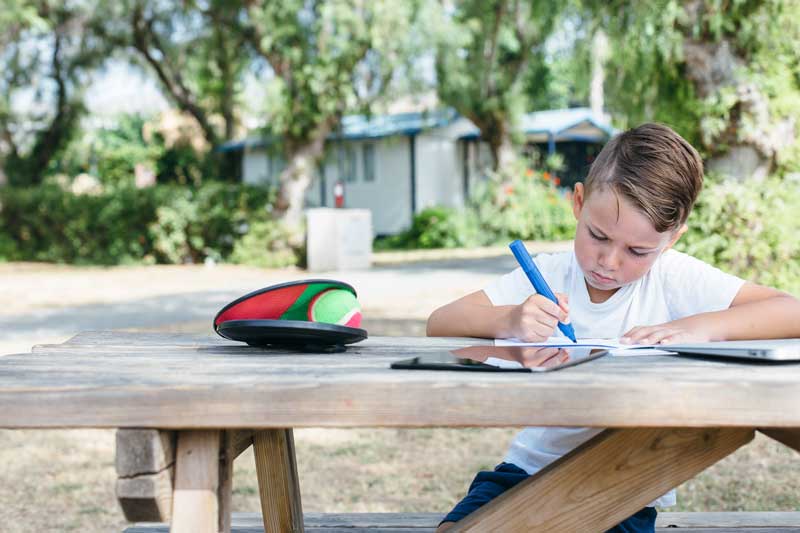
[362,144,375,182]
[339,144,357,183]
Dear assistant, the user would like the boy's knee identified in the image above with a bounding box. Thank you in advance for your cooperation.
[437,521,457,532]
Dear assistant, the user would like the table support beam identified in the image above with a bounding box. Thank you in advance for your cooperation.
[760,428,800,454]
[451,427,754,533]
[170,430,233,533]
[254,429,304,533]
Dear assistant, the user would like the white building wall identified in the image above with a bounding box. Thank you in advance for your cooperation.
[415,131,463,211]
[317,137,412,235]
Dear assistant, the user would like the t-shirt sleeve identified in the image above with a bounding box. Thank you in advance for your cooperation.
[483,253,568,306]
[660,250,746,319]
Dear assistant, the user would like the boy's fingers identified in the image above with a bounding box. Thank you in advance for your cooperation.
[621,326,651,343]
[534,295,563,318]
[555,293,570,323]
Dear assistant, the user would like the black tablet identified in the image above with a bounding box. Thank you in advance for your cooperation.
[391,345,609,372]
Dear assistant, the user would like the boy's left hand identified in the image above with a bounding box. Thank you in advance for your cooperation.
[620,322,711,345]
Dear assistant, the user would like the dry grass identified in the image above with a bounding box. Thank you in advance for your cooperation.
[0,428,798,532]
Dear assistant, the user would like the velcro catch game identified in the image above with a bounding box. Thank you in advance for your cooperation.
[213,279,367,350]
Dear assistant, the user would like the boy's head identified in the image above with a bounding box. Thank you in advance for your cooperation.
[572,123,704,298]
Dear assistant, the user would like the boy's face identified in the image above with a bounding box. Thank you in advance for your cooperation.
[572,183,685,300]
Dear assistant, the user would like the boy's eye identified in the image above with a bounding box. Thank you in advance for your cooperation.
[588,228,607,241]
[629,248,648,257]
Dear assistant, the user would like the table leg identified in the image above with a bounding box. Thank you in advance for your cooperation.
[760,428,800,453]
[450,427,754,533]
[253,429,304,533]
[170,430,233,533]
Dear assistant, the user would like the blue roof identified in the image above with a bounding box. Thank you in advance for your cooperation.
[332,108,458,140]
[459,107,615,140]
[218,107,613,152]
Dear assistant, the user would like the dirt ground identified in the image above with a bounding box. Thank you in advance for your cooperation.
[0,258,798,532]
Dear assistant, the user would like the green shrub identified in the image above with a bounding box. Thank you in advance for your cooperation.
[0,184,163,264]
[0,183,295,266]
[470,164,576,243]
[375,163,576,251]
[230,220,297,268]
[377,206,482,250]
[676,175,800,295]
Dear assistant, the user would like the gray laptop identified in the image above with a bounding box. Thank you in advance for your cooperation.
[667,339,800,361]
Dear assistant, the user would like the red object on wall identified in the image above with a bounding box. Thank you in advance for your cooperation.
[334,180,345,208]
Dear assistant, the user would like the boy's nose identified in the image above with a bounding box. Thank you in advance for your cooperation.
[599,248,621,271]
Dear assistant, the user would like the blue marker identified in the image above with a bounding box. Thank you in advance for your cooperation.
[509,240,577,343]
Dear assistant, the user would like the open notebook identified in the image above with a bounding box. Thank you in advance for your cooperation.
[495,337,677,356]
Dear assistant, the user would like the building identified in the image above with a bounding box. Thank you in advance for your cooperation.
[219,107,613,235]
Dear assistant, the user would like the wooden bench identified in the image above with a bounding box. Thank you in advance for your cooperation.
[123,511,800,532]
[117,429,800,533]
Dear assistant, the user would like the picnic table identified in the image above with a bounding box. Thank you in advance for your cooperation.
[1,331,799,533]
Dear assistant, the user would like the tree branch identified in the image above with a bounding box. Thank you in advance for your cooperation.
[130,5,219,145]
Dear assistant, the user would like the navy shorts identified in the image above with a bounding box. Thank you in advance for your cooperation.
[442,462,657,532]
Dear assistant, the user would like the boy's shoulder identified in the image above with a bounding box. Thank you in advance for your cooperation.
[655,249,710,273]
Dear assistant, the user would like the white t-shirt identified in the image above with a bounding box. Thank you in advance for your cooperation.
[483,249,745,507]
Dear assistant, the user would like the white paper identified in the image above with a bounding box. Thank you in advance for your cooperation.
[494,336,676,356]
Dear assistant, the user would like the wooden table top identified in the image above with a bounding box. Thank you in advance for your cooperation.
[1,331,798,429]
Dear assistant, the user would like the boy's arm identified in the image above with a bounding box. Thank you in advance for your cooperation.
[426,290,569,341]
[622,283,800,344]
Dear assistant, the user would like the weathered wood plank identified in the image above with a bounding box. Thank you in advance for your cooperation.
[232,430,255,459]
[171,430,232,533]
[116,429,176,522]
[116,429,176,477]
[3,334,800,428]
[760,428,800,454]
[122,511,800,532]
[450,427,755,532]
[117,470,174,524]
[253,429,304,533]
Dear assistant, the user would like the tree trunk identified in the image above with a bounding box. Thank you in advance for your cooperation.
[680,5,795,181]
[492,132,517,172]
[478,116,517,172]
[273,120,335,247]
[590,29,608,117]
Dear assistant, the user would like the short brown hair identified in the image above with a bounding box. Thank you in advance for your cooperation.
[584,123,704,232]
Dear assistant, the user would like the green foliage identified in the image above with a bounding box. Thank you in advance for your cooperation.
[149,183,275,264]
[377,163,576,250]
[53,113,218,188]
[676,175,800,295]
[0,183,295,266]
[230,220,297,268]
[248,0,419,148]
[433,0,563,166]
[470,164,576,243]
[591,0,800,170]
[0,0,112,186]
[56,115,160,186]
[0,184,163,264]
[375,207,482,250]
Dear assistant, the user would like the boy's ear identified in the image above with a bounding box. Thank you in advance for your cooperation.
[665,224,688,251]
[572,182,585,219]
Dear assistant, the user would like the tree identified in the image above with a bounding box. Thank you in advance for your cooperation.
[0,1,110,186]
[591,0,800,180]
[434,0,561,171]
[95,0,248,150]
[241,0,421,240]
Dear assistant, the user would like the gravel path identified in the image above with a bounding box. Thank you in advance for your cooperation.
[0,244,572,356]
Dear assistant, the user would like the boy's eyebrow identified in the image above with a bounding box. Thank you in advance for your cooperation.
[587,223,661,250]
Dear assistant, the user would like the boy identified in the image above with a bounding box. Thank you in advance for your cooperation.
[427,123,800,532]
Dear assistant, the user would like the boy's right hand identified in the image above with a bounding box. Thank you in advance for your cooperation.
[509,292,570,342]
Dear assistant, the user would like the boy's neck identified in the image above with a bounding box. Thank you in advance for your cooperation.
[585,278,619,304]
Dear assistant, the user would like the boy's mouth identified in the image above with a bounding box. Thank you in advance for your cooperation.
[590,271,615,284]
